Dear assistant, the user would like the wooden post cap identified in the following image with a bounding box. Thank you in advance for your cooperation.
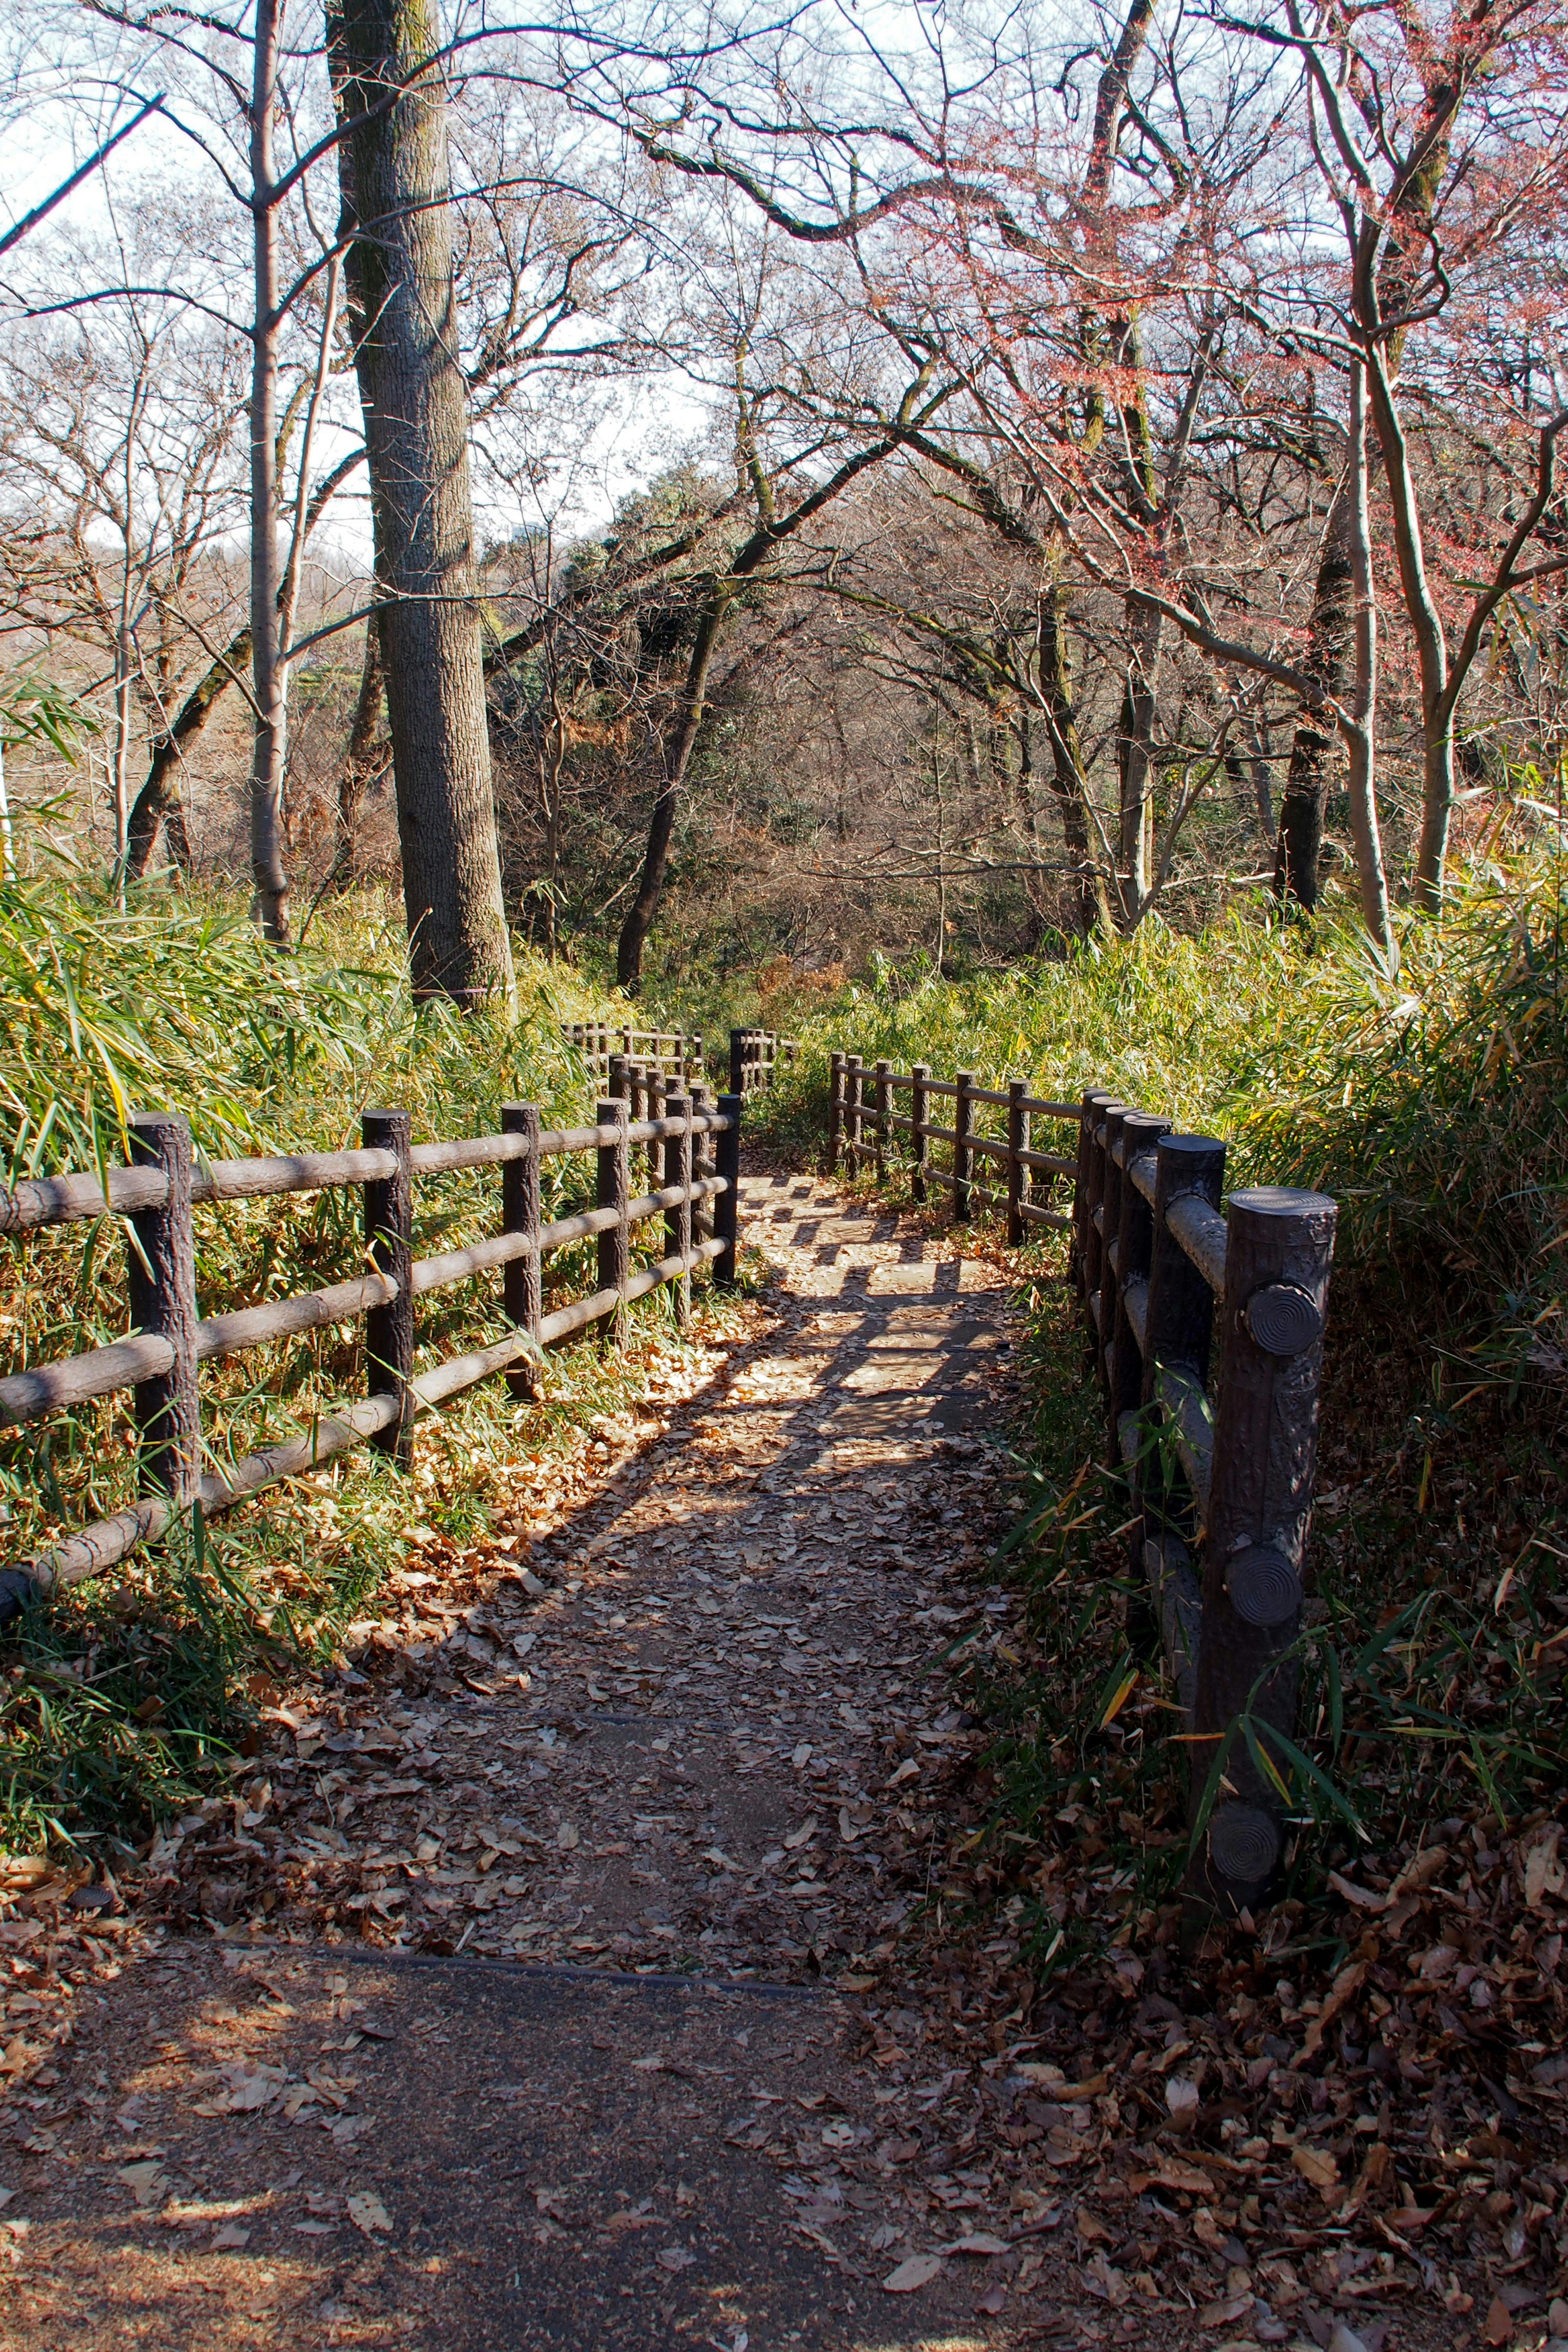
[1225,1543,1304,1628]
[1245,1282,1323,1355]
[1208,1802,1281,1884]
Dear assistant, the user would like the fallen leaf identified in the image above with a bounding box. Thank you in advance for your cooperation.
[883,2252,944,2293]
[1291,2143,1340,2192]
[1165,2075,1200,2125]
[346,2191,391,2235]
[211,2223,249,2250]
[656,2245,697,2270]
[944,2231,1010,2256]
[1481,2296,1513,2346]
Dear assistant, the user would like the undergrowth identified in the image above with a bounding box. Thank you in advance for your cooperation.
[0,845,733,1859]
[752,857,1568,1916]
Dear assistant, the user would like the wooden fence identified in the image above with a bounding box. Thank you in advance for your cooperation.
[0,1068,744,1624]
[729,1029,799,1096]
[563,1023,704,1082]
[827,1050,1337,1917]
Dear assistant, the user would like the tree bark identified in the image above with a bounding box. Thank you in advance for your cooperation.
[1342,361,1396,962]
[249,0,291,943]
[615,595,726,991]
[336,624,386,877]
[329,0,515,1007]
[1274,470,1354,911]
[126,626,251,879]
[1036,580,1115,935]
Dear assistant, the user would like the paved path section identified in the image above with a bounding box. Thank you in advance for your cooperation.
[4,1174,1098,2352]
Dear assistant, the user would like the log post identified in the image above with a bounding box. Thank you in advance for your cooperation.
[501,1101,542,1399]
[873,1058,891,1182]
[691,1083,715,1244]
[910,1063,929,1203]
[646,1060,666,1189]
[714,1092,742,1285]
[1187,1184,1338,1920]
[126,1113,201,1505]
[597,1096,630,1348]
[952,1069,975,1222]
[1143,1135,1227,1410]
[1109,1111,1172,1432]
[665,1091,693,1326]
[1006,1079,1029,1246]
[363,1107,414,1465]
[828,1052,845,1173]
[729,1028,746,1096]
[1094,1104,1135,1397]
[845,1055,863,1168]
[689,1032,704,1089]
[1074,1087,1116,1302]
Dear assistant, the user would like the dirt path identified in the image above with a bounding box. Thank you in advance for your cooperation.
[5,1170,1108,2352]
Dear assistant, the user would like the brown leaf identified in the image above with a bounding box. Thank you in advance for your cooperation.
[1291,2143,1340,2193]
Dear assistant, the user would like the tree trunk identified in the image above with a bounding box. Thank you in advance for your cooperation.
[126,625,251,879]
[336,623,386,877]
[1343,361,1396,962]
[616,595,726,991]
[1274,467,1354,911]
[249,0,291,944]
[329,0,514,1008]
[1036,581,1115,935]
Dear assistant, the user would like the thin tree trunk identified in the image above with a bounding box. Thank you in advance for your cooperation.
[1036,581,1115,935]
[330,0,515,1008]
[616,595,726,990]
[1343,362,1396,961]
[248,0,290,944]
[336,624,385,875]
[126,625,251,880]
[1274,466,1354,911]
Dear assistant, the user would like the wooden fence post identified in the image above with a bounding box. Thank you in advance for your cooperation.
[1074,1087,1116,1302]
[952,1069,975,1221]
[729,1028,746,1096]
[1109,1110,1172,1436]
[1006,1079,1028,1245]
[715,1092,742,1285]
[126,1113,200,1505]
[363,1107,414,1465]
[1143,1134,1226,1413]
[873,1058,891,1182]
[845,1055,863,1167]
[828,1052,845,1172]
[665,1091,692,1326]
[501,1101,542,1399]
[910,1063,929,1203]
[691,1083,715,1244]
[1187,1184,1338,1918]
[1094,1104,1136,1396]
[597,1096,630,1348]
[646,1061,666,1189]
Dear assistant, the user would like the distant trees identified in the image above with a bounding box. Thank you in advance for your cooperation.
[2,0,1567,986]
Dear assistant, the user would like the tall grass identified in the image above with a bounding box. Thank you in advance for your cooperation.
[0,853,705,1858]
[741,858,1568,1880]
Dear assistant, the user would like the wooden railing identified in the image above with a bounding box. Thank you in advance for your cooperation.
[563,1022,703,1083]
[729,1028,799,1096]
[826,1051,1337,1919]
[0,1076,744,1622]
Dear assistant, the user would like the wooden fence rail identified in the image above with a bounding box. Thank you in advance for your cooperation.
[0,1076,745,1623]
[563,1022,704,1084]
[826,1049,1337,1920]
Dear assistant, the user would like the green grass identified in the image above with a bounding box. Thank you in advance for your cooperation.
[0,849,726,1860]
[739,855,1568,1907]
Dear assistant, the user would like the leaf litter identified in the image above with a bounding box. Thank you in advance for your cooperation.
[0,1171,1561,2347]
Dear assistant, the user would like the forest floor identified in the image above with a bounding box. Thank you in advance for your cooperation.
[0,1171,1548,2350]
